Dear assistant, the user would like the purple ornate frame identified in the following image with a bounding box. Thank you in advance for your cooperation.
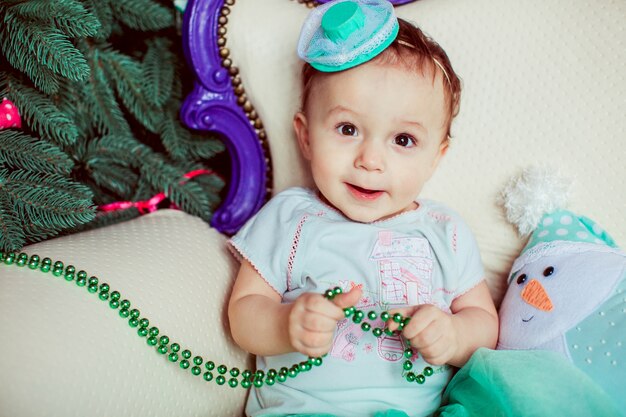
[181,0,415,234]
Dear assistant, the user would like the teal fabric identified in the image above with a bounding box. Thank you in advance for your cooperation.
[435,348,623,417]
[566,272,626,411]
[258,349,624,417]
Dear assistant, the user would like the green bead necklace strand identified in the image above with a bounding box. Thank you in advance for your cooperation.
[323,287,435,384]
[0,251,435,388]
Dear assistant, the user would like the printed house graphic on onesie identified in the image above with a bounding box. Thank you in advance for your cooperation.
[372,231,434,361]
[330,231,435,363]
[371,231,434,306]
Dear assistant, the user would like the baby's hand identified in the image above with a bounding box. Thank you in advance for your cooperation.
[390,304,458,366]
[288,287,362,357]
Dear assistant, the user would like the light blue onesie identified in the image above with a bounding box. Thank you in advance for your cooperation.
[230,187,485,417]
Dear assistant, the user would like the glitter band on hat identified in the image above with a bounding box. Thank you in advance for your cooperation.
[297,0,399,72]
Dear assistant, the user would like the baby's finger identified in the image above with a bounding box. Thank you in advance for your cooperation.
[301,293,344,321]
[291,330,334,358]
[298,329,334,350]
[401,305,440,339]
[301,312,342,332]
[330,286,363,310]
[420,346,453,366]
[386,306,417,332]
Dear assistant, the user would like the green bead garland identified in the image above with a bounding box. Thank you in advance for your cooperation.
[0,252,437,389]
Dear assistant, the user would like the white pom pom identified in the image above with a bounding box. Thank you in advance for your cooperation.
[500,166,571,236]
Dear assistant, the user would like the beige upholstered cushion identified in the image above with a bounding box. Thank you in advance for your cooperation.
[0,210,250,417]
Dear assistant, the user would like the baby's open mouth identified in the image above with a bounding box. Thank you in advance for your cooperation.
[350,184,381,194]
[346,183,384,200]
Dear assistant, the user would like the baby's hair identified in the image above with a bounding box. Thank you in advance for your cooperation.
[300,18,462,142]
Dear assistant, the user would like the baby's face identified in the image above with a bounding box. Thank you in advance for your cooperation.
[294,61,448,223]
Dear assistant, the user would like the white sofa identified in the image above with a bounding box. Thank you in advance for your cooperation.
[1,1,624,416]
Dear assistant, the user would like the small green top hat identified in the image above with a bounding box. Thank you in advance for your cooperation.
[297,0,399,72]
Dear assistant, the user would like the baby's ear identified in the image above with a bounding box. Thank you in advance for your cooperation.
[293,112,312,160]
[439,139,450,157]
[431,139,449,170]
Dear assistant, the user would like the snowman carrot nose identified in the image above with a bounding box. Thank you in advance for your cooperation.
[521,279,554,311]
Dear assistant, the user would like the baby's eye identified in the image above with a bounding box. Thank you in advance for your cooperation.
[337,123,358,137]
[394,134,416,148]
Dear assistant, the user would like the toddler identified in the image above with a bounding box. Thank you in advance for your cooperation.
[228,1,498,416]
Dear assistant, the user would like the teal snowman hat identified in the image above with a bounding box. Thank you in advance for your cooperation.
[500,166,622,281]
[297,0,399,72]
[523,210,617,253]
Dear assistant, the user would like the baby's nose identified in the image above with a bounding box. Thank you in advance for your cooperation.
[355,141,384,171]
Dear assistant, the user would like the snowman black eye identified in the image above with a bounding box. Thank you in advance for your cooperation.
[516,274,527,285]
[543,266,555,277]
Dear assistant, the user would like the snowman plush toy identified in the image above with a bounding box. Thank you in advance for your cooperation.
[436,167,625,416]
[497,166,626,411]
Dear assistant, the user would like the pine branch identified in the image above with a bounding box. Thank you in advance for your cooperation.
[190,131,225,158]
[0,0,224,250]
[71,206,140,234]
[88,160,138,198]
[170,61,184,101]
[188,171,225,204]
[4,74,80,146]
[8,0,101,39]
[76,134,150,198]
[54,79,98,138]
[0,187,25,252]
[110,0,174,31]
[3,170,95,230]
[70,173,121,206]
[132,176,155,201]
[82,0,113,40]
[174,161,224,209]
[158,112,194,160]
[142,38,174,108]
[84,48,131,135]
[85,134,148,166]
[168,180,212,221]
[53,1,101,39]
[0,130,74,174]
[139,154,185,191]
[1,35,63,95]
[101,48,162,133]
[21,219,66,245]
[139,156,212,219]
[2,11,90,82]
[159,112,224,161]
